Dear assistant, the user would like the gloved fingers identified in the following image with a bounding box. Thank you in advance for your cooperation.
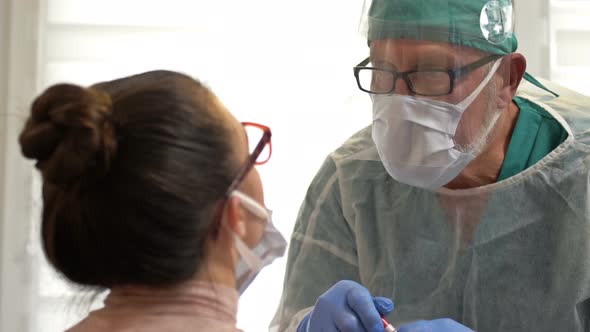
[372,296,394,316]
[332,280,361,293]
[295,311,312,332]
[345,286,384,332]
[333,309,365,332]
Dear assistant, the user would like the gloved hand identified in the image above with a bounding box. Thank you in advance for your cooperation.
[297,280,394,332]
[398,319,474,332]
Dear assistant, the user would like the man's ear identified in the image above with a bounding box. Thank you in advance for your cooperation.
[496,53,527,108]
[509,53,527,96]
[225,196,246,237]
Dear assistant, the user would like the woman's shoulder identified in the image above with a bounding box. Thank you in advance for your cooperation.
[66,318,245,332]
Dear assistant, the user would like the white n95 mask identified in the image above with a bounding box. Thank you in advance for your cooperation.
[228,190,287,294]
[371,59,502,190]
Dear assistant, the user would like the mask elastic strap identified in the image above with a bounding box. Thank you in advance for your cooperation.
[233,231,264,271]
[231,190,270,221]
[223,222,264,271]
[456,58,503,110]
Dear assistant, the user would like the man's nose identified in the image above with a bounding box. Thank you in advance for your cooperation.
[393,77,412,96]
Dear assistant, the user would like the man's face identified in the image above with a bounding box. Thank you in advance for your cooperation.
[370,39,504,150]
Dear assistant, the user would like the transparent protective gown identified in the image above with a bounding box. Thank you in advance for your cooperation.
[271,78,590,332]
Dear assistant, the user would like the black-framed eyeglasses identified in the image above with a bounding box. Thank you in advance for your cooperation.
[224,122,272,197]
[353,54,502,96]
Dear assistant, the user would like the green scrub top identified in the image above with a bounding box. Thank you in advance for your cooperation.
[497,96,569,181]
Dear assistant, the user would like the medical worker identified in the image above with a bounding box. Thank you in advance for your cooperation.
[272,0,590,331]
[18,70,286,332]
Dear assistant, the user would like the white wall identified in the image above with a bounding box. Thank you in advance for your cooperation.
[548,0,590,96]
[514,0,550,78]
[508,0,590,95]
[0,1,42,331]
[0,0,7,326]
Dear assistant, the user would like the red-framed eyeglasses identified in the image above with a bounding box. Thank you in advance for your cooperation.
[225,122,272,197]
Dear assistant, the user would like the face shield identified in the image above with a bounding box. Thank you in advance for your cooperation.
[357,0,515,101]
[356,0,516,189]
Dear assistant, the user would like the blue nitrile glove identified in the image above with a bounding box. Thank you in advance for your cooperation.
[297,280,394,332]
[398,319,474,332]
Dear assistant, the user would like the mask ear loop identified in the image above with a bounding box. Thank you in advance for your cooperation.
[224,191,267,271]
[456,58,503,110]
[231,190,270,221]
[208,195,264,287]
[228,226,264,271]
[209,189,263,239]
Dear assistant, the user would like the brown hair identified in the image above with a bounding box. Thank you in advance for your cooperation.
[19,70,237,288]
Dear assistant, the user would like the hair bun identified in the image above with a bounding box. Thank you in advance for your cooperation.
[19,84,117,186]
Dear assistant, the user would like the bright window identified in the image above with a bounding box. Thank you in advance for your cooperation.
[548,0,590,95]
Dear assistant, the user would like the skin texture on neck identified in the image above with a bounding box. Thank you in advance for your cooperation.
[196,222,240,287]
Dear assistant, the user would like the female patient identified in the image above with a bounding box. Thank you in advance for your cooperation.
[18,70,286,331]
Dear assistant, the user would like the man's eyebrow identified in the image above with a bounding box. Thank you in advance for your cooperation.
[370,58,398,70]
[420,52,450,60]
[370,48,460,71]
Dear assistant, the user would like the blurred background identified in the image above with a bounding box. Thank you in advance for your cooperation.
[0,0,588,331]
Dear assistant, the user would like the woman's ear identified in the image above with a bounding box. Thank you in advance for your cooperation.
[495,53,527,108]
[225,196,246,237]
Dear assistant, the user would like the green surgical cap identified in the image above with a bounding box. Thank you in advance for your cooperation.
[366,0,518,55]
